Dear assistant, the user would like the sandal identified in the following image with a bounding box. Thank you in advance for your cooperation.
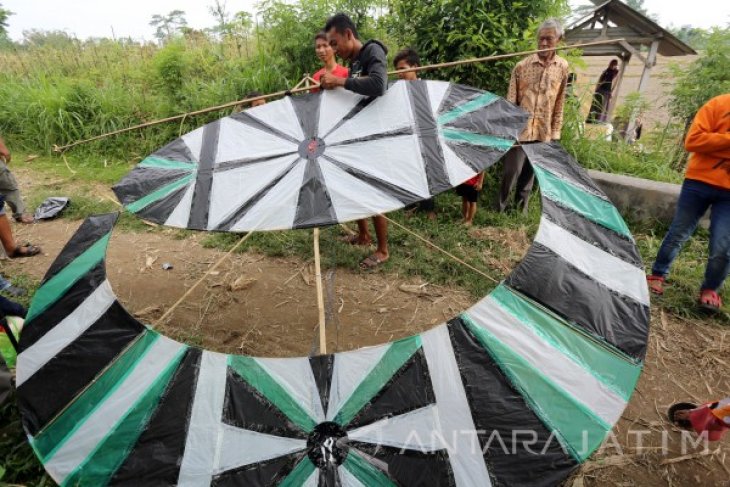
[360,254,387,270]
[698,289,722,311]
[10,243,41,258]
[646,275,665,295]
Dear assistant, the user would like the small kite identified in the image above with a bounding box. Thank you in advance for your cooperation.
[15,82,649,486]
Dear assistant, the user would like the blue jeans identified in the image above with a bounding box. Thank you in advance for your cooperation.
[652,179,730,291]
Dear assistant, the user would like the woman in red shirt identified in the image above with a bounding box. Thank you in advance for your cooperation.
[312,31,348,91]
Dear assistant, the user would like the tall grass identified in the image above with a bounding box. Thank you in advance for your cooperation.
[0,34,301,159]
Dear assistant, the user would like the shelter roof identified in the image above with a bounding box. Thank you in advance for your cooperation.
[566,0,696,57]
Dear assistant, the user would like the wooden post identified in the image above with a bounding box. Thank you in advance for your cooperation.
[313,228,327,355]
[625,39,659,142]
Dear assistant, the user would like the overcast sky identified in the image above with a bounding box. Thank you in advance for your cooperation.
[3,0,728,41]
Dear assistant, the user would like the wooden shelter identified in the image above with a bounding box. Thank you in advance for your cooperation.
[565,0,695,137]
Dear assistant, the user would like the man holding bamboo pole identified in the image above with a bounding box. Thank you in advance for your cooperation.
[321,13,390,270]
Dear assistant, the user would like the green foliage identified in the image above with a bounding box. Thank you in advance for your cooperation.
[258,0,389,81]
[0,2,12,43]
[0,392,52,485]
[668,28,730,125]
[150,10,188,44]
[669,25,714,50]
[388,0,569,94]
[152,41,191,102]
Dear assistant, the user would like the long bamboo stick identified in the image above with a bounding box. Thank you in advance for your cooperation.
[53,38,623,152]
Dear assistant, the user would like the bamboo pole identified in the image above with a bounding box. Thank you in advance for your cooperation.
[52,38,624,153]
[313,228,327,355]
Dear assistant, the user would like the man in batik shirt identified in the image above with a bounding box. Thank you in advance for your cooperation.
[497,18,569,214]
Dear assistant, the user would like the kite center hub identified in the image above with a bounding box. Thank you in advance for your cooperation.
[307,422,348,467]
[299,137,326,160]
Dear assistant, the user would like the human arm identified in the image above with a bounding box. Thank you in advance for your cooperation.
[506,66,519,104]
[319,71,347,90]
[550,69,568,141]
[0,137,10,163]
[685,98,730,158]
[343,43,387,97]
[474,172,485,191]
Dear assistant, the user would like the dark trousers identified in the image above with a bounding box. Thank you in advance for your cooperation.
[652,179,730,291]
[497,146,534,213]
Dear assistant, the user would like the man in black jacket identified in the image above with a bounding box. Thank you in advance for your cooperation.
[321,13,390,269]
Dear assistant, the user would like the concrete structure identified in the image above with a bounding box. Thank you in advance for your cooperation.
[588,169,708,228]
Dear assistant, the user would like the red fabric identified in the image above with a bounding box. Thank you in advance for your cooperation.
[311,65,349,92]
[689,404,730,441]
[463,175,480,187]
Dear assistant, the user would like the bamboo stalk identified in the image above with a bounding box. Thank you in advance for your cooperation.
[313,228,327,355]
[52,38,624,152]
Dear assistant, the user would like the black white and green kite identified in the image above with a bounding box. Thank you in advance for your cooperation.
[16,82,649,486]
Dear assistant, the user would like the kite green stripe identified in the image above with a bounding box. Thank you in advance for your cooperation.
[26,232,112,322]
[138,156,197,171]
[491,285,641,400]
[333,335,421,427]
[32,331,159,461]
[461,314,609,462]
[229,356,317,433]
[277,457,316,487]
[532,165,632,238]
[343,450,397,486]
[125,173,195,214]
[440,127,515,152]
[437,92,499,125]
[61,345,186,487]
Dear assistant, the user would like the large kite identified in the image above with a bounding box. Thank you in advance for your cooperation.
[15,81,649,486]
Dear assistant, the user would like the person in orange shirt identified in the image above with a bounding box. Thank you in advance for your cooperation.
[312,31,348,92]
[647,93,730,310]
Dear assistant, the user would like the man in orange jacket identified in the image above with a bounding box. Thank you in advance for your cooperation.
[647,93,730,310]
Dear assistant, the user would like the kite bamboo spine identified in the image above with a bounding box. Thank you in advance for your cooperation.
[313,228,327,355]
[52,38,624,152]
[153,231,255,327]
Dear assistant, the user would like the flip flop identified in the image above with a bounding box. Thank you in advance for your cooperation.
[360,254,386,270]
[10,243,41,258]
[646,275,665,295]
[668,402,697,429]
[698,289,722,311]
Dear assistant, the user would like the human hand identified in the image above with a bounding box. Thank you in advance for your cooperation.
[320,72,345,90]
[0,143,10,164]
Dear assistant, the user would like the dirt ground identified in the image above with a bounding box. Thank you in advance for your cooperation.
[4,217,475,357]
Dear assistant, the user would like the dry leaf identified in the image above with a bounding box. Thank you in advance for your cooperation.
[399,283,428,295]
[229,277,257,292]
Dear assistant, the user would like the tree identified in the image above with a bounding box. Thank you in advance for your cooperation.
[150,10,188,44]
[669,24,712,50]
[209,0,231,37]
[258,0,386,81]
[0,3,13,45]
[389,0,568,95]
